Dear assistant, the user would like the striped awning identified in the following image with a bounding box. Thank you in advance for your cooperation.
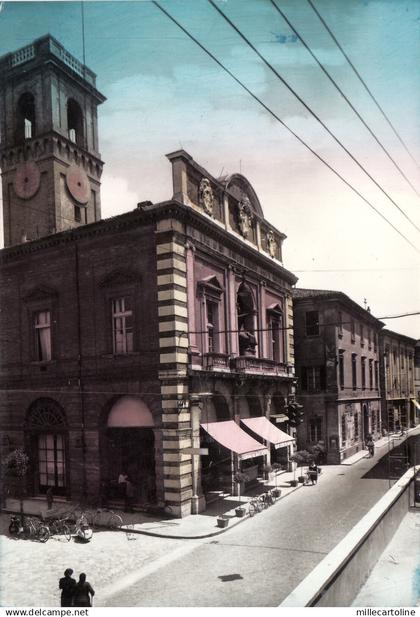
[201,420,268,460]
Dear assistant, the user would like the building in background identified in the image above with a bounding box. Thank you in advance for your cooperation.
[379,330,417,432]
[0,36,297,517]
[414,341,420,419]
[292,289,384,464]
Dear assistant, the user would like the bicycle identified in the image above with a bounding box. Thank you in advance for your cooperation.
[248,496,264,517]
[92,508,123,530]
[44,516,71,542]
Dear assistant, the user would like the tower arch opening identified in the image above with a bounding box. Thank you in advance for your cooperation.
[17,92,36,142]
[67,98,84,146]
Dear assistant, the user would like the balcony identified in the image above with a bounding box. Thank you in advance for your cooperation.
[230,356,292,376]
[203,352,230,371]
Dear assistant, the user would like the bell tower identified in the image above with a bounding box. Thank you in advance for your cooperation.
[0,35,106,247]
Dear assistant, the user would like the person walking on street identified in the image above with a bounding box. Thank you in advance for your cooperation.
[308,462,318,485]
[59,568,76,607]
[73,573,95,607]
[366,434,375,457]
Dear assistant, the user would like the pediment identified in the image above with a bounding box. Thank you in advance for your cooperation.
[99,269,140,288]
[267,302,283,315]
[22,285,58,302]
[198,275,224,295]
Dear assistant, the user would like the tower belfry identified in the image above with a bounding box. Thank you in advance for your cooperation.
[0,35,106,247]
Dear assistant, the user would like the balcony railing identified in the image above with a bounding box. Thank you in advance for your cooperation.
[203,352,230,370]
[230,356,291,376]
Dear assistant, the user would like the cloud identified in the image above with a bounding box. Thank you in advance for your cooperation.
[100,174,140,218]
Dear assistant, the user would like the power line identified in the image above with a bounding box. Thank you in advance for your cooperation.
[208,0,420,236]
[306,0,420,170]
[269,0,420,201]
[152,1,420,254]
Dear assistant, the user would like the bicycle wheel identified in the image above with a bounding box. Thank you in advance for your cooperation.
[256,498,264,512]
[38,525,50,543]
[62,524,71,542]
[108,513,123,529]
[9,521,20,536]
[248,501,256,517]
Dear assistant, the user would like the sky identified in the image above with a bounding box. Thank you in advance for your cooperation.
[0,0,419,338]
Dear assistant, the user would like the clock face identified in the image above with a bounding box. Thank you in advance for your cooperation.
[66,165,90,204]
[14,161,41,200]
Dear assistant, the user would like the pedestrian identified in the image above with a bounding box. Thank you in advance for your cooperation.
[308,462,318,485]
[73,573,95,607]
[125,476,135,512]
[118,471,128,499]
[366,436,375,457]
[59,568,76,607]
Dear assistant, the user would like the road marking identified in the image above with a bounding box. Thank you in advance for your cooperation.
[101,539,203,604]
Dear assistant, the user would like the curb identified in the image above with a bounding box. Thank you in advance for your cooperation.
[117,483,304,540]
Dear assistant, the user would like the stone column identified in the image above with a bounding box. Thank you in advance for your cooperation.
[190,396,206,514]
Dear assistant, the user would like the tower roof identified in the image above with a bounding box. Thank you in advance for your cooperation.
[0,34,105,102]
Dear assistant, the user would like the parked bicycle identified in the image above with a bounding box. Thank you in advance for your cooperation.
[9,514,50,542]
[91,508,123,530]
[248,496,264,517]
[43,516,71,542]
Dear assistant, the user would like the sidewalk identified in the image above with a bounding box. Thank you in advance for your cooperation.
[341,428,417,466]
[5,429,416,540]
[3,468,309,540]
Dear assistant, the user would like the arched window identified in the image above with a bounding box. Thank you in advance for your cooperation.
[25,399,67,495]
[67,98,84,145]
[17,92,36,142]
[237,283,257,356]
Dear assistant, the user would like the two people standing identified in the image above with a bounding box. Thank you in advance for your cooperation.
[59,569,95,607]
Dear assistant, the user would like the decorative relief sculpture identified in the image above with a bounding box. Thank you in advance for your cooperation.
[198,177,214,215]
[237,196,253,238]
[266,230,277,258]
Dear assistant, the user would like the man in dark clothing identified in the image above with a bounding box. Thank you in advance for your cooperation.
[308,462,319,485]
[73,573,95,607]
[59,568,76,607]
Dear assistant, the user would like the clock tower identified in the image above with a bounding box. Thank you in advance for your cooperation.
[0,35,106,247]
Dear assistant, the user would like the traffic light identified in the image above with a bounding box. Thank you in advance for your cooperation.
[287,402,304,426]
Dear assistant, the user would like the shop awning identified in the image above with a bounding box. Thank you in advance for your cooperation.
[412,399,420,411]
[200,420,268,460]
[241,416,295,449]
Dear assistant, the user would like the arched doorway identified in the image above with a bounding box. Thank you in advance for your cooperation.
[25,399,68,496]
[102,396,156,505]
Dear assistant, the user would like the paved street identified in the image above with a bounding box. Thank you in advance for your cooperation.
[105,452,393,606]
[3,435,416,608]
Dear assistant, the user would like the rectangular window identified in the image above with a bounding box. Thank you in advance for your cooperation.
[301,366,326,393]
[267,314,282,363]
[401,352,405,369]
[369,359,373,390]
[338,311,343,337]
[339,351,345,389]
[352,354,357,390]
[305,311,319,336]
[354,413,359,439]
[74,205,81,222]
[351,320,355,342]
[38,433,66,491]
[112,297,133,354]
[361,357,366,390]
[206,301,218,353]
[375,361,379,391]
[34,310,52,362]
[360,325,364,346]
[341,414,347,445]
[309,417,322,442]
